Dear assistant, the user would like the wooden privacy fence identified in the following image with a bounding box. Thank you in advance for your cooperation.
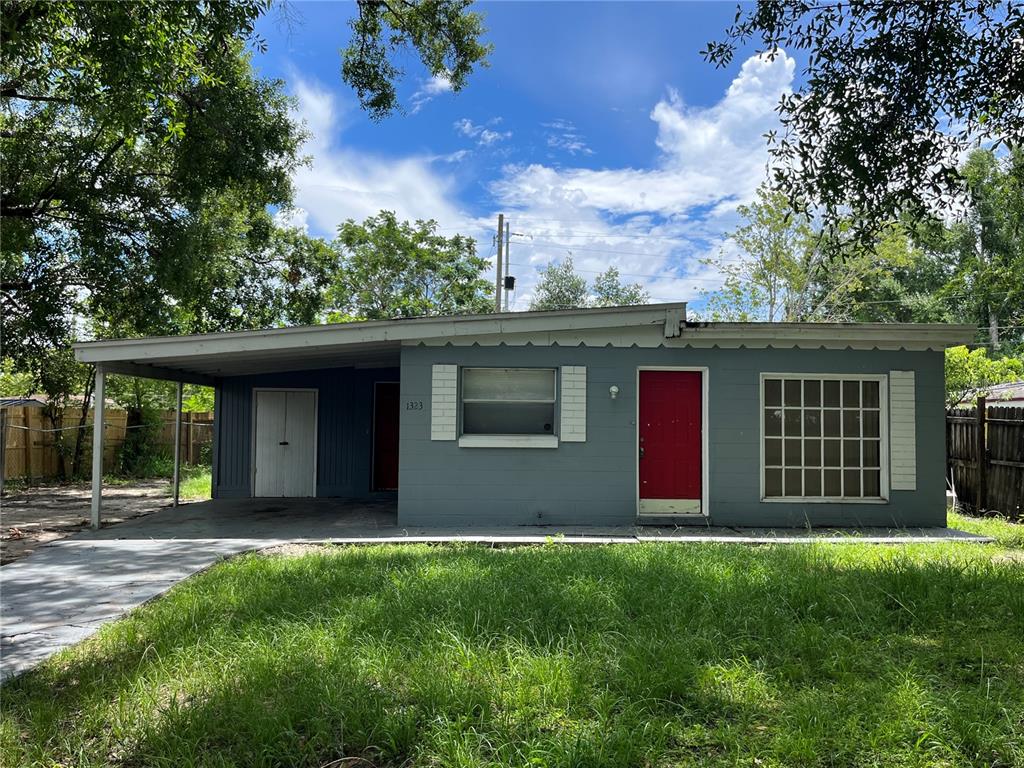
[947,397,1024,519]
[0,405,213,483]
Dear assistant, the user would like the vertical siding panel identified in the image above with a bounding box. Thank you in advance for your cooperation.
[213,366,397,499]
[889,370,917,490]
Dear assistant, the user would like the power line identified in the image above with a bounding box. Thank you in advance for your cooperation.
[505,261,733,284]
[514,230,701,244]
[519,239,696,260]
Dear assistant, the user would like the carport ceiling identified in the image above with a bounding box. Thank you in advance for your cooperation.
[140,340,402,377]
[90,340,402,383]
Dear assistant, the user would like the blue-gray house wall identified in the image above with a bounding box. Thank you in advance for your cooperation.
[209,345,946,528]
[212,366,398,499]
[398,344,946,528]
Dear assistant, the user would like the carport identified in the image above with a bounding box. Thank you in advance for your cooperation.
[74,320,413,528]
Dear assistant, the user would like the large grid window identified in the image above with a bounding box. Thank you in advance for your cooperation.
[763,376,886,500]
[461,368,556,435]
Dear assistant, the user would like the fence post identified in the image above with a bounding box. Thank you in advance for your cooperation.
[0,408,7,497]
[975,395,987,513]
[23,408,33,483]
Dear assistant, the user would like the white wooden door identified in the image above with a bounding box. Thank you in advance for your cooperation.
[253,390,316,497]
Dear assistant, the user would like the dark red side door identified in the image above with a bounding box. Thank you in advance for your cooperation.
[372,382,400,491]
[638,370,702,501]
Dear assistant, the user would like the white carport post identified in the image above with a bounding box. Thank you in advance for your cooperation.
[90,365,105,529]
[172,381,183,506]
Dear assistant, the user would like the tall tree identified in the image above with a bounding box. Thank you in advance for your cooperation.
[946,148,1024,349]
[834,149,1024,350]
[700,187,819,322]
[327,211,492,320]
[1,3,310,349]
[1,0,491,358]
[530,257,650,311]
[704,1,1024,227]
[529,257,589,311]
[344,0,491,119]
[698,186,916,322]
[591,267,650,308]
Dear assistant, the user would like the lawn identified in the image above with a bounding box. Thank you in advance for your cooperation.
[2,518,1022,768]
[177,465,212,501]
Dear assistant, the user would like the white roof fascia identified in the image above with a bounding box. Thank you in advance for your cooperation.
[410,322,977,351]
[682,322,976,350]
[73,304,680,365]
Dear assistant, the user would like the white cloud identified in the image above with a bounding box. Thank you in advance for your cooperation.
[542,119,593,156]
[454,118,512,146]
[274,206,309,233]
[289,75,473,237]
[431,149,472,164]
[410,73,452,114]
[489,51,795,310]
[497,52,793,217]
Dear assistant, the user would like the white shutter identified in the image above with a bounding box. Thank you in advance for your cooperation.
[560,366,586,442]
[889,371,917,490]
[430,364,458,441]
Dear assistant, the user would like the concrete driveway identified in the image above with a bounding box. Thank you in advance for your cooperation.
[1,496,988,682]
[1,498,397,682]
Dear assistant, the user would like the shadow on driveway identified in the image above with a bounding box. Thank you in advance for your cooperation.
[1,497,398,681]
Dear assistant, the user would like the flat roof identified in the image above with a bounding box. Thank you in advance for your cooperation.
[72,303,976,384]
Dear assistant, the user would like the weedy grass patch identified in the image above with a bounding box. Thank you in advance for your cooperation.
[2,518,1022,767]
[177,466,212,501]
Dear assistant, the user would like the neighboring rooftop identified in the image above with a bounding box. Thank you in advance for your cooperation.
[985,380,1024,404]
[0,397,45,409]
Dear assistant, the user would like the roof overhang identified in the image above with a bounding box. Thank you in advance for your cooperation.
[73,304,975,384]
[73,304,685,381]
[413,321,977,352]
[680,321,977,350]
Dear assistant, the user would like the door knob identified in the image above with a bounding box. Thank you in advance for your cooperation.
[639,446,645,459]
[279,441,289,446]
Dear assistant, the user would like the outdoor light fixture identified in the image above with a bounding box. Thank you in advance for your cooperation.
[609,385,619,400]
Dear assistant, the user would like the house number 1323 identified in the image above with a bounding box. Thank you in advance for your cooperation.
[406,401,424,410]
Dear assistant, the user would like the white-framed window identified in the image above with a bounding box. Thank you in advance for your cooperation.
[761,374,888,502]
[461,367,557,436]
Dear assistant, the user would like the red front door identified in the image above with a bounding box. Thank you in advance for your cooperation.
[638,370,703,513]
[372,382,400,491]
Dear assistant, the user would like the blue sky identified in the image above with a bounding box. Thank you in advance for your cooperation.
[252,2,800,310]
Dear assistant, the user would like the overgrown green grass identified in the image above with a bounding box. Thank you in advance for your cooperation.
[2,535,1022,767]
[177,465,212,501]
[950,511,1024,549]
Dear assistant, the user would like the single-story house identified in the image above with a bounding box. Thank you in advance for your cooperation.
[74,304,974,528]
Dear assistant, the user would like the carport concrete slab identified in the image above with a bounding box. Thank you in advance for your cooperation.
[1,496,991,683]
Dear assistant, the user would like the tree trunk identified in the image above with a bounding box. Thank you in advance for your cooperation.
[988,308,999,349]
[43,404,66,481]
[71,365,96,478]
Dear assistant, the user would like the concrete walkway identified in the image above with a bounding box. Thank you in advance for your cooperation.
[1,537,273,682]
[1,497,991,682]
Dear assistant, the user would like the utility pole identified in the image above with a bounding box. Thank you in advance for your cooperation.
[494,212,504,312]
[504,219,511,311]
